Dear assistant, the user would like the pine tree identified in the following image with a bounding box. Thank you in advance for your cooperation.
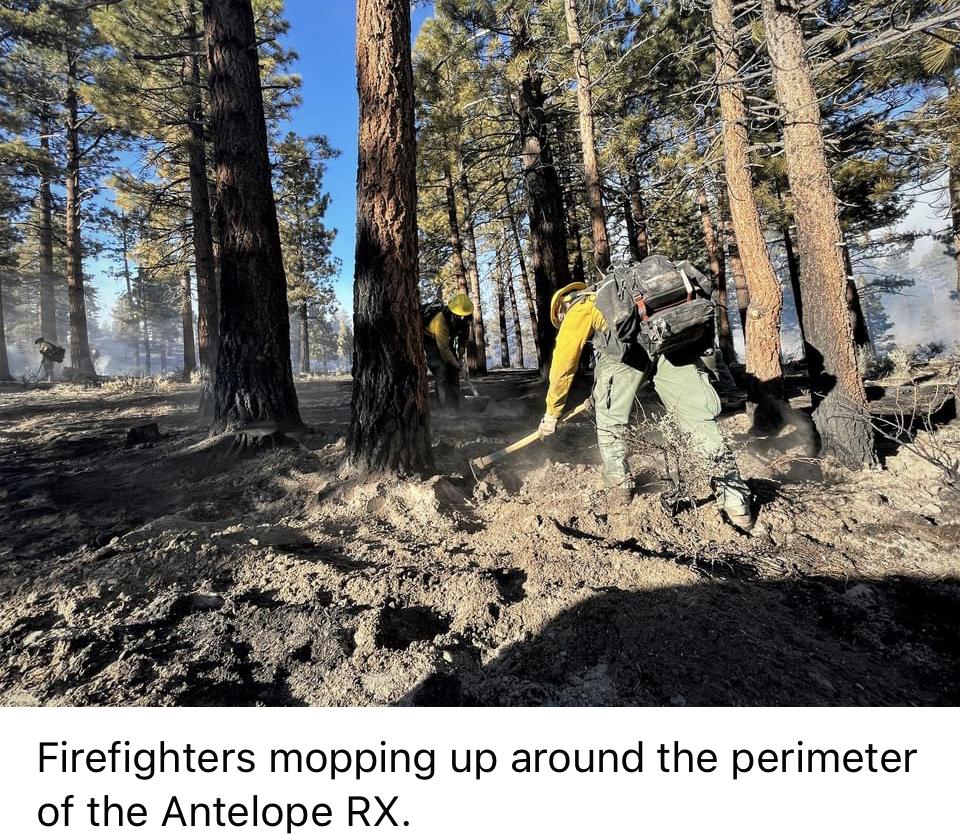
[761,0,875,465]
[202,0,302,432]
[348,0,432,472]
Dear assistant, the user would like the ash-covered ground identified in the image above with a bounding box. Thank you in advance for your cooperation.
[1,371,958,706]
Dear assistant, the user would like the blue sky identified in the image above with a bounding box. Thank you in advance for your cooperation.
[281,1,435,311]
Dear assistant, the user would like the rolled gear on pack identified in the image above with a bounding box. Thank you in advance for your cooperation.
[37,339,66,364]
[592,255,715,362]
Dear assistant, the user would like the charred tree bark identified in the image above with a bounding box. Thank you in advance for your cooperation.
[64,51,95,378]
[187,0,219,412]
[511,12,570,372]
[298,301,310,375]
[38,108,58,345]
[459,168,488,375]
[564,0,610,272]
[762,0,874,465]
[501,174,539,364]
[180,272,197,377]
[952,159,960,294]
[713,0,785,429]
[347,0,431,472]
[0,277,12,381]
[202,0,302,433]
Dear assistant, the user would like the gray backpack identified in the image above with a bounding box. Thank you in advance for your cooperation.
[590,255,715,362]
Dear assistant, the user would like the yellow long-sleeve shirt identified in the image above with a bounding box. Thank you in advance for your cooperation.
[545,295,607,418]
[425,312,460,368]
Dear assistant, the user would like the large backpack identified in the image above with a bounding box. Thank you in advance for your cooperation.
[421,300,446,331]
[590,255,715,362]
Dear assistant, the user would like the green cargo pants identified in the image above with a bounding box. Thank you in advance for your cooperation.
[592,352,751,515]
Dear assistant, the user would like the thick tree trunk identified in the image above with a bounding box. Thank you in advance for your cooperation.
[187,0,219,412]
[496,261,510,369]
[299,301,310,375]
[627,168,651,259]
[0,277,12,381]
[713,0,785,429]
[202,0,302,433]
[512,13,570,372]
[347,0,431,472]
[564,0,610,272]
[38,109,58,345]
[64,52,95,378]
[501,174,539,363]
[180,272,197,377]
[459,168,487,375]
[762,0,874,465]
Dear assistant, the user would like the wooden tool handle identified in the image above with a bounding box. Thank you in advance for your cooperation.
[471,398,592,471]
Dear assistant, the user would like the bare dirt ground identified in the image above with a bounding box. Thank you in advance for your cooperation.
[1,371,958,706]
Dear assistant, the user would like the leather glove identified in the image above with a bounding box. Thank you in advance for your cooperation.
[538,413,558,439]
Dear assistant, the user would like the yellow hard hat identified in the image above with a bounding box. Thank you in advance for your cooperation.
[550,282,587,327]
[448,293,474,317]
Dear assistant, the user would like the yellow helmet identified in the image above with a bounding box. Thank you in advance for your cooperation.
[550,282,587,327]
[448,293,474,317]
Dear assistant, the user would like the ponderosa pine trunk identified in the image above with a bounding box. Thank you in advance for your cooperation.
[761,0,874,465]
[501,174,540,364]
[511,12,570,372]
[0,277,12,381]
[299,301,310,375]
[38,108,58,345]
[181,272,197,377]
[202,0,302,432]
[347,0,431,472]
[187,0,219,412]
[459,168,487,375]
[64,51,95,378]
[713,0,785,429]
[564,0,610,272]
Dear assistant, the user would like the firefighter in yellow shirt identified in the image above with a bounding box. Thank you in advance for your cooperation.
[539,280,753,529]
[423,293,474,409]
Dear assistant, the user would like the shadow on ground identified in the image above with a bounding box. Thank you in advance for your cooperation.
[402,574,960,707]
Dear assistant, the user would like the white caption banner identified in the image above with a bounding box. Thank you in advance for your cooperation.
[0,708,955,834]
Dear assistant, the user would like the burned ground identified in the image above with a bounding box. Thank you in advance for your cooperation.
[0,373,958,706]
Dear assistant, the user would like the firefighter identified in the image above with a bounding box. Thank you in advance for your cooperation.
[538,259,753,530]
[423,293,474,409]
[34,337,65,382]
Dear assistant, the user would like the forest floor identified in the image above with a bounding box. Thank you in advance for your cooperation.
[1,368,959,706]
